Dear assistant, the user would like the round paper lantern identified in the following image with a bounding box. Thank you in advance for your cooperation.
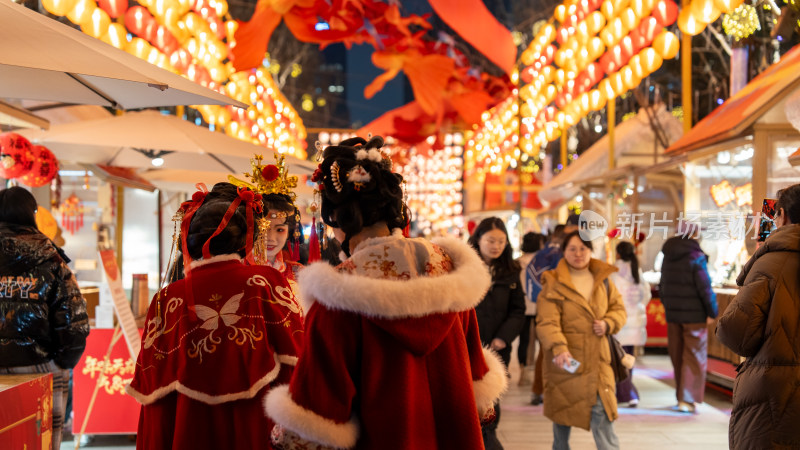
[102,22,128,49]
[653,31,680,59]
[125,6,152,36]
[714,0,743,13]
[640,47,663,74]
[600,78,616,99]
[67,0,96,26]
[601,0,616,19]
[690,0,720,24]
[678,7,707,35]
[555,4,567,23]
[587,11,607,33]
[42,0,78,16]
[81,7,111,39]
[19,146,58,188]
[653,0,679,26]
[600,27,617,48]
[590,89,607,110]
[621,8,638,30]
[0,133,34,179]
[611,71,626,95]
[630,54,645,78]
[97,0,127,18]
[589,36,606,60]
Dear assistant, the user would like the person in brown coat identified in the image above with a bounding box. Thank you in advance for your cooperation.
[537,231,627,450]
[717,183,800,450]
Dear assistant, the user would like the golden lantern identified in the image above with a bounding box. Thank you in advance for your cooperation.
[611,71,626,95]
[690,0,721,24]
[589,88,607,110]
[81,7,111,39]
[600,27,617,48]
[601,0,616,19]
[621,8,639,30]
[67,0,96,25]
[588,11,607,33]
[128,37,152,60]
[42,0,78,16]
[620,65,635,91]
[714,0,743,13]
[102,22,127,49]
[555,4,567,23]
[630,54,644,78]
[678,7,707,35]
[599,78,615,100]
[589,36,606,59]
[611,17,627,41]
[653,30,680,58]
[639,47,663,74]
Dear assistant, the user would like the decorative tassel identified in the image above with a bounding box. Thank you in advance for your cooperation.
[308,217,320,263]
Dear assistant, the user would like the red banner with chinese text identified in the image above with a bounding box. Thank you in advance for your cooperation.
[73,328,142,434]
[0,373,52,450]
[645,297,668,347]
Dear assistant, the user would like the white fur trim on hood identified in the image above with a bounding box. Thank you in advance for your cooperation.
[297,236,491,318]
[473,347,509,416]
[264,385,358,449]
[185,253,242,275]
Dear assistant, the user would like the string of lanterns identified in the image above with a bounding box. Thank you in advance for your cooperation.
[678,0,745,36]
[42,0,308,158]
[60,193,85,235]
[390,134,465,236]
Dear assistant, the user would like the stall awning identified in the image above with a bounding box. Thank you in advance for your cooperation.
[83,164,157,192]
[539,104,683,206]
[666,44,800,156]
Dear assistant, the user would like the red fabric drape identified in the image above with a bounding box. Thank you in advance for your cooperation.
[427,0,517,74]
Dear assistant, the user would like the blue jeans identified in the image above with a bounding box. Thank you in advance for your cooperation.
[552,395,620,450]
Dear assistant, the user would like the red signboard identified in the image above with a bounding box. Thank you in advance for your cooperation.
[0,373,53,450]
[73,328,142,434]
[645,297,668,347]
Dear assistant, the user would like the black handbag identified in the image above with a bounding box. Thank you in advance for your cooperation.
[608,334,632,383]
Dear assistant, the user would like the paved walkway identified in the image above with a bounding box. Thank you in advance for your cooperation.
[62,353,732,449]
[499,353,732,450]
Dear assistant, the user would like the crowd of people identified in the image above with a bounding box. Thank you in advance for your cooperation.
[1,136,799,449]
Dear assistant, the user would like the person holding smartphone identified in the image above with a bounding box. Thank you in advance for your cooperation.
[716,184,800,450]
[537,231,627,450]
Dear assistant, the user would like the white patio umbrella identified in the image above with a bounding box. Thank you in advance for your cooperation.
[0,0,246,110]
[19,110,315,174]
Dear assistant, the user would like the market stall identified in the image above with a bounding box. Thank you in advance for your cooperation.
[663,42,800,387]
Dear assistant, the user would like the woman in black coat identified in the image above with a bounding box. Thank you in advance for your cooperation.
[469,217,526,450]
[0,187,89,449]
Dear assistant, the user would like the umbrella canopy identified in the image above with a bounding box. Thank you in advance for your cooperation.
[19,110,315,174]
[0,1,246,110]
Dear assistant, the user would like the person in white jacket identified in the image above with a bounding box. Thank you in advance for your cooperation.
[610,241,651,407]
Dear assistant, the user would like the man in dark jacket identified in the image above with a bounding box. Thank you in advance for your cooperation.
[658,231,718,413]
[0,187,89,448]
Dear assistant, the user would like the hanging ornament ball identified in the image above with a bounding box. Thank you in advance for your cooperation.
[0,132,35,179]
[20,145,59,188]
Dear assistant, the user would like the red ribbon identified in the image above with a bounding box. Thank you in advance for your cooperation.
[180,183,209,268]
[200,187,262,264]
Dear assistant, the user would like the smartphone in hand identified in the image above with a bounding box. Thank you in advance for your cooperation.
[758,198,777,242]
[553,356,581,373]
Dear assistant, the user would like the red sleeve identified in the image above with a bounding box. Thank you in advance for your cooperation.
[462,309,508,416]
[264,302,361,449]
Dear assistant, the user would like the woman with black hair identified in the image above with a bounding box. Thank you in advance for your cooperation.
[259,193,304,281]
[717,183,800,449]
[0,186,89,450]
[610,241,650,407]
[127,182,304,450]
[537,231,626,450]
[265,136,507,450]
[468,217,526,449]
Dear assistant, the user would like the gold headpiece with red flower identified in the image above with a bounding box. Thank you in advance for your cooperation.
[228,154,298,206]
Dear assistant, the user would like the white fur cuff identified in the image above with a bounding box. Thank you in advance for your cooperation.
[473,348,509,416]
[264,385,358,449]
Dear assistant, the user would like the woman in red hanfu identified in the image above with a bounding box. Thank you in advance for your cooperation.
[126,182,304,450]
[265,136,508,450]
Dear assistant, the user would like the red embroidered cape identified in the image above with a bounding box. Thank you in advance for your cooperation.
[264,234,508,450]
[127,255,304,450]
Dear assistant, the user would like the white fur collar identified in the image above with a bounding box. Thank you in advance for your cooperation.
[297,237,491,318]
[185,254,242,275]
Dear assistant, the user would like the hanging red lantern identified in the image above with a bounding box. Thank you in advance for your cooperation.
[20,145,59,188]
[652,0,679,26]
[124,6,153,37]
[0,133,34,179]
[60,193,84,235]
[97,0,127,18]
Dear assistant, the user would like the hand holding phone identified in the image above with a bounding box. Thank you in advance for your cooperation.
[553,352,581,373]
[758,198,777,242]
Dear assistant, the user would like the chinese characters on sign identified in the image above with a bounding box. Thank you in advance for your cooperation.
[603,211,765,241]
[81,356,135,396]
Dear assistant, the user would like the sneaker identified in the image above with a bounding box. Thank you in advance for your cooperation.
[530,393,543,406]
[676,401,695,413]
[627,399,638,408]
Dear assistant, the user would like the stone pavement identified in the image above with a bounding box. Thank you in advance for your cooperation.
[498,353,732,450]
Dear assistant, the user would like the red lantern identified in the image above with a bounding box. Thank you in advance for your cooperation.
[125,6,153,37]
[640,16,660,43]
[60,193,84,235]
[652,0,679,27]
[0,133,34,179]
[97,0,127,18]
[20,145,58,188]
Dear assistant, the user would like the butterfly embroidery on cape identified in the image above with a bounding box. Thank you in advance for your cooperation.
[192,292,244,331]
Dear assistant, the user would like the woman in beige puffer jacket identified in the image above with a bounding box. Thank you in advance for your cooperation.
[537,231,627,449]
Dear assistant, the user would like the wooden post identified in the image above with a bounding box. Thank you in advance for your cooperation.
[681,0,693,134]
[608,97,616,171]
